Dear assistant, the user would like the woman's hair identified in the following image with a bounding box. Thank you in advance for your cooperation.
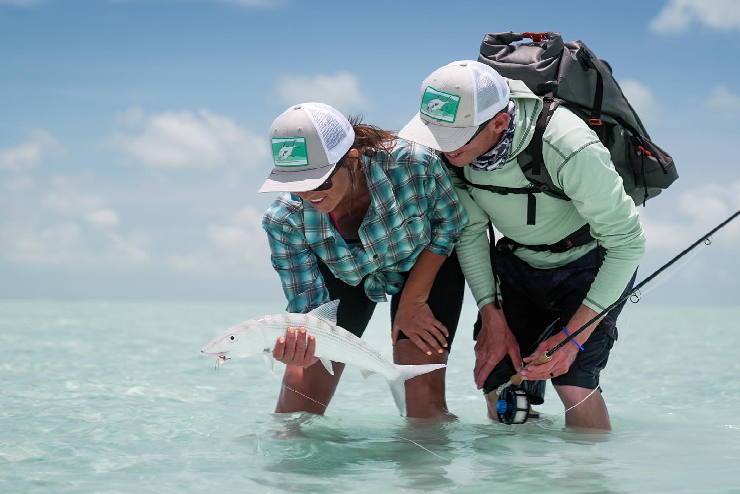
[339,115,396,192]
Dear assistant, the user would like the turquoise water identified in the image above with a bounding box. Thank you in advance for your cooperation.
[1,300,739,493]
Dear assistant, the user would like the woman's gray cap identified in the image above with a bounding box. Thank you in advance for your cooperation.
[399,60,510,152]
[258,103,355,193]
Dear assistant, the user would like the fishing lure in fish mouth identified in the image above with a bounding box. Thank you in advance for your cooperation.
[215,355,230,370]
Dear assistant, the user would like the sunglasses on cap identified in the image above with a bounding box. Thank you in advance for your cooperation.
[311,162,343,192]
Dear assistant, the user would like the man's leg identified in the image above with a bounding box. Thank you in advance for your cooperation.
[554,385,611,430]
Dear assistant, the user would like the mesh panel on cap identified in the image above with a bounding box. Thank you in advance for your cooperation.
[471,63,502,116]
[304,103,353,164]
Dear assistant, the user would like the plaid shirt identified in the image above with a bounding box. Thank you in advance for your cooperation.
[262,139,468,314]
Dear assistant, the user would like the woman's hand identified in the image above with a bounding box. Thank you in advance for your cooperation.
[272,326,319,368]
[392,300,449,356]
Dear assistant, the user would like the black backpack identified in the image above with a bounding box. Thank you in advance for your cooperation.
[454,31,677,247]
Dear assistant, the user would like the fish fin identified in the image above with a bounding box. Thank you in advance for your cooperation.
[307,300,339,324]
[361,369,376,380]
[319,357,334,375]
[387,364,446,416]
[263,351,275,374]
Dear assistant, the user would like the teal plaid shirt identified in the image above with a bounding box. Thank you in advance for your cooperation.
[262,139,468,314]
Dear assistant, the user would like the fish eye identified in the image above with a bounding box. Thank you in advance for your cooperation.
[228,334,237,342]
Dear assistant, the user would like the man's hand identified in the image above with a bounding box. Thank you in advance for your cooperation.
[521,331,579,380]
[272,326,318,368]
[392,300,448,356]
[520,304,600,381]
[473,303,522,389]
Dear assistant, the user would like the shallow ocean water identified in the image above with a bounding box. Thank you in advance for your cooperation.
[1,300,739,493]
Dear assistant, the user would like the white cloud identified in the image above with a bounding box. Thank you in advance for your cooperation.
[640,179,740,251]
[42,177,120,229]
[117,106,145,127]
[1,176,34,192]
[169,205,272,277]
[0,129,63,171]
[276,72,367,113]
[108,107,267,169]
[620,79,661,124]
[0,223,150,268]
[3,223,82,266]
[105,231,150,264]
[85,209,120,228]
[650,0,740,34]
[705,85,740,117]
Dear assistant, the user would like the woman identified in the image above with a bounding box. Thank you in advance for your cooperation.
[258,102,468,418]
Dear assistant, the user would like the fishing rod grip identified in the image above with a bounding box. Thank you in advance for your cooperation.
[510,352,551,386]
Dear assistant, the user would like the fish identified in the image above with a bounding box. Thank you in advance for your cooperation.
[425,96,450,113]
[200,300,446,416]
[277,141,298,160]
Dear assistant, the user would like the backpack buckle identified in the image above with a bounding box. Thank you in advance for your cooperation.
[588,118,603,126]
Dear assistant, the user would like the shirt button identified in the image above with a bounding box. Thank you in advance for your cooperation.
[373,254,379,259]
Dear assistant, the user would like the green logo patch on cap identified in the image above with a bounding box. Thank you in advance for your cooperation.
[420,86,460,123]
[272,137,308,167]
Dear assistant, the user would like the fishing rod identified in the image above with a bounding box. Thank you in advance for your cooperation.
[497,208,740,397]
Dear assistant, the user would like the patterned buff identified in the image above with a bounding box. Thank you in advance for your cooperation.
[469,102,516,172]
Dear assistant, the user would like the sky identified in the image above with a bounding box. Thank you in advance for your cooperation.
[1,0,739,306]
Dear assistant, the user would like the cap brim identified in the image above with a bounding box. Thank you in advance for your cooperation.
[258,163,336,193]
[398,113,478,152]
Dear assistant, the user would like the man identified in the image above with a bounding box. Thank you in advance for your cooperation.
[399,60,645,429]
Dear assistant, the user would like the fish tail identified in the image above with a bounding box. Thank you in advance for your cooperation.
[387,364,446,416]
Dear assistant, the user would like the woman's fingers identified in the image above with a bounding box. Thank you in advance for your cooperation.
[305,333,316,361]
[409,334,433,356]
[282,326,297,362]
[273,336,286,360]
[432,319,450,339]
[426,325,448,348]
[418,331,442,354]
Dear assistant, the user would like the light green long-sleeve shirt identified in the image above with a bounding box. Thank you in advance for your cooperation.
[453,79,646,313]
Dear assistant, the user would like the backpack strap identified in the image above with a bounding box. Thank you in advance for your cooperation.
[580,51,607,142]
[445,156,536,197]
[516,95,570,224]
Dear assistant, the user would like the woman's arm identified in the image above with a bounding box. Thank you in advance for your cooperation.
[391,152,468,354]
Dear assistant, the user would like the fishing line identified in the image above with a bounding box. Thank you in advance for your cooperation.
[282,385,327,409]
[633,240,707,300]
[397,436,450,461]
[282,385,449,461]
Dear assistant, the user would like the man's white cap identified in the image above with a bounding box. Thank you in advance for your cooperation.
[399,60,510,152]
[258,102,355,193]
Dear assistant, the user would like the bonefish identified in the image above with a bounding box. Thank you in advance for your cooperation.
[201,300,445,416]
